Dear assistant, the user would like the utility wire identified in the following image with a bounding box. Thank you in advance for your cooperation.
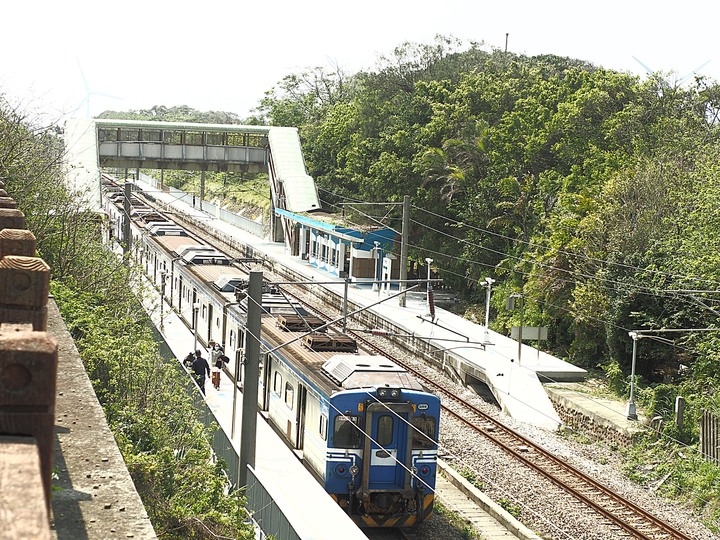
[320,185,720,303]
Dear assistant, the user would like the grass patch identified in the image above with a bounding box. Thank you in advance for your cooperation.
[433,502,482,539]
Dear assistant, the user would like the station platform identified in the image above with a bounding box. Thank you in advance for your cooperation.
[140,276,368,540]
[134,178,586,431]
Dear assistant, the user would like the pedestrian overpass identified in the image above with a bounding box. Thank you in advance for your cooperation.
[63,118,321,221]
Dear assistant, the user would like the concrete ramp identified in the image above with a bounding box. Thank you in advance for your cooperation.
[486,367,561,430]
[368,303,579,431]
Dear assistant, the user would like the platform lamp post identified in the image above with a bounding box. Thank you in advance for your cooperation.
[508,293,524,366]
[626,331,643,421]
[192,302,201,352]
[483,277,495,343]
[159,270,166,330]
[372,241,380,292]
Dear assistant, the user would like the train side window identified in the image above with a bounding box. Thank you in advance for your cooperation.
[319,415,328,441]
[272,372,282,395]
[377,415,393,446]
[333,415,362,449]
[284,383,294,409]
[412,414,437,449]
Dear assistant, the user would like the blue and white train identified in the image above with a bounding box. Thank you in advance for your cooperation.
[103,179,441,527]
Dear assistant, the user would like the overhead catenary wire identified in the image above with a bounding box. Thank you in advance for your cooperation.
[320,185,720,306]
[321,195,716,327]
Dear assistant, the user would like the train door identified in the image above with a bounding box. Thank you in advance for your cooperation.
[234,346,243,388]
[191,290,198,332]
[206,303,213,343]
[295,384,307,450]
[364,402,413,491]
[260,347,272,412]
[178,276,184,313]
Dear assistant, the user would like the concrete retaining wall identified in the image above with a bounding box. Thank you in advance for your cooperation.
[547,389,641,448]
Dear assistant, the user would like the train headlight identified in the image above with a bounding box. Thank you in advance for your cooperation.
[377,387,401,400]
[349,465,359,477]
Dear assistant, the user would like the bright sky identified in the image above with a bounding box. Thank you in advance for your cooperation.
[2,1,716,123]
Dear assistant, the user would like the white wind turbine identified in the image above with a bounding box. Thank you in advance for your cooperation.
[76,58,123,118]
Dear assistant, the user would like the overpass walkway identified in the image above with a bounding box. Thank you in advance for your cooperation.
[64,119,321,214]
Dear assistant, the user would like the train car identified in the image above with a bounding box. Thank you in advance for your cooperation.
[113,184,441,528]
[236,277,441,527]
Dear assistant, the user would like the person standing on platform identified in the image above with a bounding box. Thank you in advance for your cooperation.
[191,349,210,394]
[210,342,224,390]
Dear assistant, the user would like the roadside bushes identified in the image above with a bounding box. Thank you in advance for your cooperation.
[52,280,254,539]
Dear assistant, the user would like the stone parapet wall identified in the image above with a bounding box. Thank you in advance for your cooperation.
[547,387,644,448]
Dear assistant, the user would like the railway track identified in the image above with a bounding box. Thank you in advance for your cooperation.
[297,302,692,540]
[150,198,694,540]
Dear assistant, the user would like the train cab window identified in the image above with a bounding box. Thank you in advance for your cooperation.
[377,415,393,446]
[412,414,437,449]
[272,372,282,395]
[284,383,294,409]
[333,415,362,449]
[98,128,117,142]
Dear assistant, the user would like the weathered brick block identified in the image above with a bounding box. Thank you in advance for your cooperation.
[0,256,50,308]
[0,330,58,516]
[0,229,36,258]
[0,208,24,227]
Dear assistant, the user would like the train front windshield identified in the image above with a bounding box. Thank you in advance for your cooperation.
[333,415,363,448]
[412,413,437,449]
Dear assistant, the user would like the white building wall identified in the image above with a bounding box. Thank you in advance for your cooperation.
[64,118,102,211]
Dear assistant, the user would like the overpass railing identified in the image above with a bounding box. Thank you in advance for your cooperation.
[0,181,56,540]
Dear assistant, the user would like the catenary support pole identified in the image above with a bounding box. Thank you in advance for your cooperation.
[123,182,132,256]
[342,277,349,333]
[239,269,262,487]
[399,195,410,307]
[626,332,639,420]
